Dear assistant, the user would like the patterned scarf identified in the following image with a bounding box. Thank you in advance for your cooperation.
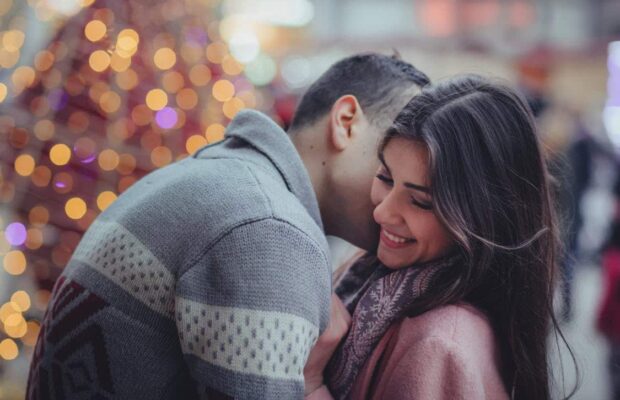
[325,253,461,399]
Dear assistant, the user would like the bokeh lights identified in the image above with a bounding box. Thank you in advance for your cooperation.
[0,0,300,381]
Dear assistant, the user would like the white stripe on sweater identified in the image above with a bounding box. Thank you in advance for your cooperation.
[176,298,319,381]
[72,220,176,318]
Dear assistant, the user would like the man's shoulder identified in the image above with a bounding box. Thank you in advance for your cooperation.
[97,155,325,268]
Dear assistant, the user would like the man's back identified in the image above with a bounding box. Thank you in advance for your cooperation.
[27,110,331,400]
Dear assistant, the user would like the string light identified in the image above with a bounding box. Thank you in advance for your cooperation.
[49,144,71,166]
[84,19,107,42]
[146,88,168,110]
[65,197,87,220]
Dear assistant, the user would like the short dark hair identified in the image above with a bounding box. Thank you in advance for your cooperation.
[289,53,430,132]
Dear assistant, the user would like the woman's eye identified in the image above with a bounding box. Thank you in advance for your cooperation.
[411,197,433,210]
[376,174,393,185]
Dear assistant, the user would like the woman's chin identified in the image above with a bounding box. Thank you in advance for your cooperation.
[377,250,413,270]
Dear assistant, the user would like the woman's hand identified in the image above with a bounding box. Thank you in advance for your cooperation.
[303,294,352,396]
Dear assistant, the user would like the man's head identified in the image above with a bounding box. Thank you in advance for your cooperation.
[288,53,430,252]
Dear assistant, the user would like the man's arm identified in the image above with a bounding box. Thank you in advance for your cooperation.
[175,218,331,399]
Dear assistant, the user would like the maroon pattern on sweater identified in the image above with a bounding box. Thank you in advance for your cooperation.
[27,276,114,399]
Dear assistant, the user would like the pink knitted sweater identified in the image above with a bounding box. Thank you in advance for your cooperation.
[309,303,509,400]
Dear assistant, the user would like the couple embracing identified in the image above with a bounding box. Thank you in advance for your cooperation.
[28,53,564,400]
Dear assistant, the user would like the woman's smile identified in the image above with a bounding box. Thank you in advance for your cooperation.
[380,227,416,249]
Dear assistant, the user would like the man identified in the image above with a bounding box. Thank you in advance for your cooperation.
[27,53,429,399]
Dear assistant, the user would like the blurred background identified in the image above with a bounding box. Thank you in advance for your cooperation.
[0,0,619,398]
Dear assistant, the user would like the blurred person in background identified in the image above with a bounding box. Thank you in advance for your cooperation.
[26,52,430,400]
[596,171,620,400]
[304,75,577,400]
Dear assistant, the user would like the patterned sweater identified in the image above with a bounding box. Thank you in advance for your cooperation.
[27,110,332,400]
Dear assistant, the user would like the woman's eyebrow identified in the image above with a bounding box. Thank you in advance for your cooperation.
[380,151,430,193]
[404,182,430,193]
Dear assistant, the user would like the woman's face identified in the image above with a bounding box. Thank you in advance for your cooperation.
[371,138,454,269]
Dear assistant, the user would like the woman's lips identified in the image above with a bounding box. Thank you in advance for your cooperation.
[380,228,415,249]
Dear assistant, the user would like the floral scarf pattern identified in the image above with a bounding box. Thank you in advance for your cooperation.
[325,253,461,399]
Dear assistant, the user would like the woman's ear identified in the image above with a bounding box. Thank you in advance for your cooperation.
[328,95,364,151]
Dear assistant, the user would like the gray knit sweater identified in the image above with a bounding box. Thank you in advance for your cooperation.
[27,110,332,400]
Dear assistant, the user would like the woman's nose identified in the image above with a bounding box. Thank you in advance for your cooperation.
[373,191,402,226]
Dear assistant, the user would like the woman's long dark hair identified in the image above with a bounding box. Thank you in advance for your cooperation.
[381,75,577,400]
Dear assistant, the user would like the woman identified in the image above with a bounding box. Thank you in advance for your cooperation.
[303,75,575,400]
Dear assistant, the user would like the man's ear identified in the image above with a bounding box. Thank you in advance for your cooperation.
[328,95,364,151]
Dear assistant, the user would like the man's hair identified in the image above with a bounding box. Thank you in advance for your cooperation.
[288,52,430,132]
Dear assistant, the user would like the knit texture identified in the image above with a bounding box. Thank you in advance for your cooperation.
[27,110,332,400]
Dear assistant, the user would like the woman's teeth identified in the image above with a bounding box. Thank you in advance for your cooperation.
[384,230,411,243]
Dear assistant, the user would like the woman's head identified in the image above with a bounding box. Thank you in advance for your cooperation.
[376,75,565,399]
[371,138,454,268]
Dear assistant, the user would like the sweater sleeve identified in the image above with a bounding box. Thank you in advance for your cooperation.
[175,218,332,400]
[380,336,486,400]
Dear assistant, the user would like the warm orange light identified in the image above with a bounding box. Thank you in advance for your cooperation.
[89,50,111,72]
[116,29,139,57]
[33,119,55,141]
[212,80,235,102]
[0,303,19,324]
[222,55,244,75]
[189,64,212,86]
[206,42,227,64]
[2,30,25,52]
[0,83,7,103]
[97,191,117,211]
[223,97,245,119]
[25,228,43,250]
[49,144,71,166]
[14,154,35,177]
[150,146,173,167]
[11,66,36,89]
[34,50,55,71]
[131,104,153,126]
[29,205,49,226]
[31,166,52,187]
[162,71,184,93]
[3,250,26,275]
[98,149,120,171]
[154,47,177,70]
[10,291,30,312]
[65,197,87,220]
[117,153,136,175]
[110,52,131,72]
[186,135,208,154]
[146,89,168,110]
[115,68,138,90]
[176,88,198,110]
[84,20,107,42]
[0,338,18,360]
[99,90,121,113]
[0,48,20,69]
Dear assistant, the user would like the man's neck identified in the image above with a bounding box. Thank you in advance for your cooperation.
[291,130,332,235]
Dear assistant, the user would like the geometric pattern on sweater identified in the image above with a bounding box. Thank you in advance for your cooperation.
[27,276,114,399]
[71,220,175,319]
[177,298,319,382]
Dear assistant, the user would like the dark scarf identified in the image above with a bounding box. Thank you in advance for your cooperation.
[325,253,461,399]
